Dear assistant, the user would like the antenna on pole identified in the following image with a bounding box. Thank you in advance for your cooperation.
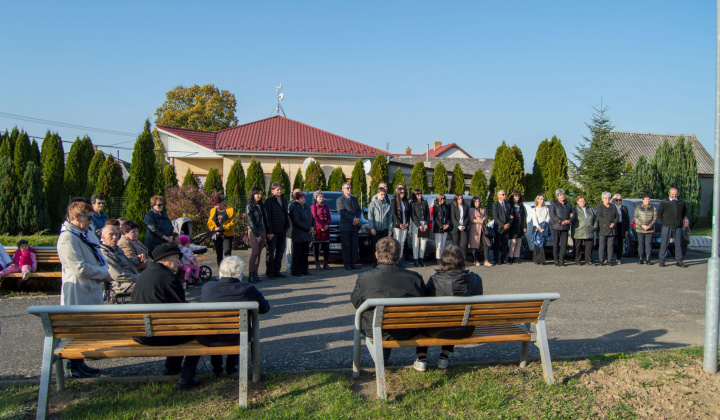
[270,83,287,117]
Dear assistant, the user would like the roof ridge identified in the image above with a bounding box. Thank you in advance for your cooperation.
[277,117,390,156]
[612,130,697,138]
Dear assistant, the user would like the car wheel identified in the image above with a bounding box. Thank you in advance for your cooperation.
[622,235,634,258]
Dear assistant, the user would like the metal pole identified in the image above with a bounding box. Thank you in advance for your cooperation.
[704,0,720,374]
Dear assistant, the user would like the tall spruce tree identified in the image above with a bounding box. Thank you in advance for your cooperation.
[527,139,551,199]
[245,158,266,196]
[470,167,489,207]
[95,156,124,198]
[0,157,19,234]
[391,167,406,192]
[653,138,701,224]
[0,136,10,159]
[493,145,525,199]
[8,127,19,157]
[489,141,510,199]
[18,161,51,234]
[183,168,199,187]
[86,151,105,197]
[163,165,179,190]
[125,120,157,234]
[304,160,326,191]
[226,159,246,199]
[13,130,31,184]
[204,167,224,194]
[431,161,448,194]
[450,163,465,194]
[369,154,389,197]
[409,161,428,194]
[30,139,42,167]
[266,160,289,197]
[292,167,304,191]
[351,159,368,205]
[64,138,89,197]
[626,156,656,198]
[41,131,66,229]
[328,166,347,191]
[570,106,627,207]
[545,137,569,200]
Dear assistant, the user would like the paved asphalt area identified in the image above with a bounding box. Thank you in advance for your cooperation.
[0,249,710,381]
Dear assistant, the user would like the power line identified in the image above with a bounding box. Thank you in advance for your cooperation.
[0,111,139,137]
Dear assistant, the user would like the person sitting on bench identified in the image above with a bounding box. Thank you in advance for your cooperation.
[196,256,270,376]
[131,243,200,390]
[99,225,138,296]
[351,236,427,364]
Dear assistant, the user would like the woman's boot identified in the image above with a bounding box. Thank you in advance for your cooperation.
[248,272,257,284]
[315,260,323,271]
[323,260,331,270]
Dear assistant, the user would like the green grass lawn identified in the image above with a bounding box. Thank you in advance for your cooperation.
[0,233,60,248]
[1,347,713,419]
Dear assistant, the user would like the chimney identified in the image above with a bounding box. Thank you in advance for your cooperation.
[93,146,98,152]
[434,141,442,150]
[405,147,412,156]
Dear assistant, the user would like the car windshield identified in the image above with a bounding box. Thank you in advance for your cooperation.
[304,193,340,212]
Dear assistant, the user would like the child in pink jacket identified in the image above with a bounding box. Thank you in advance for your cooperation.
[178,235,200,281]
[0,239,37,280]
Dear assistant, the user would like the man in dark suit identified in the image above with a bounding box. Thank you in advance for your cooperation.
[657,187,687,267]
[264,182,290,279]
[131,243,200,390]
[196,256,270,376]
[351,236,426,364]
[492,190,512,265]
[611,194,630,265]
[337,182,362,270]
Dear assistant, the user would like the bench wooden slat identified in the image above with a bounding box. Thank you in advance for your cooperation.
[49,311,241,320]
[382,311,542,323]
[383,306,544,318]
[53,323,240,333]
[55,338,240,359]
[50,317,240,327]
[382,317,541,329]
[382,302,544,312]
[54,329,240,339]
[3,272,62,278]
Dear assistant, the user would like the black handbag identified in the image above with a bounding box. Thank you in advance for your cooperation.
[484,225,495,239]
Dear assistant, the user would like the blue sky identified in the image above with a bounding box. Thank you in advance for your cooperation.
[0,1,715,171]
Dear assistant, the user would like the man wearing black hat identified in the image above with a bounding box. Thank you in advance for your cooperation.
[131,243,200,389]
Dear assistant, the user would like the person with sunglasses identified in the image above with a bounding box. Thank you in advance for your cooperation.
[391,185,411,268]
[432,193,451,261]
[409,189,430,266]
[611,193,630,265]
[143,195,174,259]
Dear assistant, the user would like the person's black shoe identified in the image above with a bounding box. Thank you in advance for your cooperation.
[291,272,302,277]
[254,272,263,282]
[514,259,520,265]
[79,362,100,375]
[163,367,182,376]
[508,258,514,265]
[176,377,200,390]
[676,261,686,268]
[302,271,312,275]
[645,260,653,266]
[226,365,238,375]
[418,259,425,267]
[266,272,276,279]
[213,367,224,377]
[67,365,97,378]
[637,259,644,265]
[275,273,287,278]
[414,259,419,267]
[554,261,559,266]
[351,265,359,270]
[345,265,352,271]
[659,261,666,267]
[600,262,607,266]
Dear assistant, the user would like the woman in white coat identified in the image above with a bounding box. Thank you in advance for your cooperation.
[58,201,111,377]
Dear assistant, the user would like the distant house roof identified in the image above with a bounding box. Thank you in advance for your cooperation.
[390,156,493,179]
[393,142,473,158]
[64,151,130,181]
[158,116,390,157]
[611,131,714,175]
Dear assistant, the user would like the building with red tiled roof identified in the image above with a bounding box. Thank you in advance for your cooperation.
[156,116,390,191]
[394,141,473,159]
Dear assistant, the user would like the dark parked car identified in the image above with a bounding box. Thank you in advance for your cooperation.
[304,192,373,262]
[623,198,689,258]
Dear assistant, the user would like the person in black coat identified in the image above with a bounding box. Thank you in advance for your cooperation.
[410,189,430,267]
[508,190,527,264]
[491,190,513,265]
[611,194,630,265]
[131,244,200,389]
[264,182,290,279]
[549,189,573,266]
[595,192,619,266]
[336,182,362,270]
[416,245,483,370]
[451,194,470,260]
[391,186,411,267]
[289,192,315,276]
[143,196,174,259]
[432,194,451,260]
[351,236,427,364]
[196,256,270,376]
[657,187,688,267]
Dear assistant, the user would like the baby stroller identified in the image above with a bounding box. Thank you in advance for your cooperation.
[173,217,213,284]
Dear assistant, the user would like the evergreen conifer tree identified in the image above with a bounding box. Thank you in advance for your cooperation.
[391,167,406,193]
[86,151,105,197]
[30,139,42,167]
[64,137,88,197]
[527,139,550,199]
[41,131,66,229]
[544,137,569,200]
[351,159,368,205]
[96,156,124,198]
[304,161,326,191]
[0,136,10,159]
[431,162,448,194]
[470,168,489,208]
[8,127,19,157]
[369,154,389,197]
[13,130,31,183]
[409,161,428,194]
[265,161,289,197]
[154,166,166,196]
[183,168,199,188]
[328,166,347,191]
[653,138,701,225]
[245,158,266,196]
[292,167,304,191]
[489,141,510,199]
[225,159,246,200]
[125,120,158,234]
[626,156,655,198]
[0,156,19,234]
[570,106,627,207]
[17,161,50,234]
[493,145,525,199]
[163,165,179,190]
[204,167,224,194]
[450,163,465,194]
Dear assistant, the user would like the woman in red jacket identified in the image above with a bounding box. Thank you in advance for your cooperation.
[311,191,331,270]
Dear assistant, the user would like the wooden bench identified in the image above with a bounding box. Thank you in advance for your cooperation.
[27,302,261,420]
[352,293,560,399]
[3,247,61,279]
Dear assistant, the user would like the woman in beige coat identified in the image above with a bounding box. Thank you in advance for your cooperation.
[468,197,492,267]
[58,201,111,377]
